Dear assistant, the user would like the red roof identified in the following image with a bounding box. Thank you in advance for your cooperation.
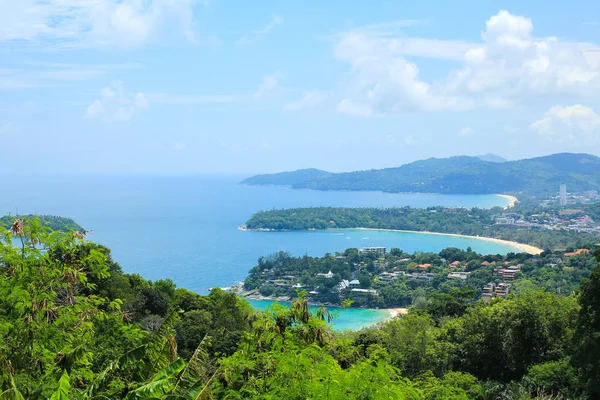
[565,249,590,257]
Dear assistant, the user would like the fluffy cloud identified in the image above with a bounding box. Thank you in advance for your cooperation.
[447,11,600,100]
[254,75,278,99]
[284,90,327,111]
[531,104,600,143]
[86,81,148,122]
[0,0,202,48]
[334,10,600,116]
[335,33,473,116]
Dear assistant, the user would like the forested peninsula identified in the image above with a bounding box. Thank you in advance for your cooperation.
[245,206,600,251]
[0,214,83,232]
[241,246,598,309]
[3,216,600,398]
[242,153,600,195]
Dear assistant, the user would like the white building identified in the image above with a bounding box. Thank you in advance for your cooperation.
[495,216,515,225]
[351,288,378,295]
[560,184,567,206]
[316,271,334,279]
[447,272,470,280]
[359,246,387,257]
[337,280,350,291]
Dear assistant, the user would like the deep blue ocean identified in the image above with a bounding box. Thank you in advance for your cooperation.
[0,175,516,329]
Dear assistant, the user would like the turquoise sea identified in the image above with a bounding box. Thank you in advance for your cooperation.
[0,175,517,329]
[246,299,392,331]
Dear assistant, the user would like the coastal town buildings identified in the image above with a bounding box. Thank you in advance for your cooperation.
[359,246,387,257]
[494,210,599,233]
[447,271,470,280]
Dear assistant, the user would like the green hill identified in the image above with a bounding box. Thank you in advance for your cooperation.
[0,214,83,232]
[241,168,332,186]
[476,153,507,163]
[242,153,600,195]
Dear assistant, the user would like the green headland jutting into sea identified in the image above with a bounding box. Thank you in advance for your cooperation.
[242,153,600,196]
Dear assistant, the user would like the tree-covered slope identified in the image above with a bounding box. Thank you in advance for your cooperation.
[2,215,600,398]
[0,214,83,231]
[476,153,507,163]
[241,168,332,186]
[242,153,600,195]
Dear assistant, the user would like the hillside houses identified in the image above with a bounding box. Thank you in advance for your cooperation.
[482,282,512,301]
[495,265,521,281]
[448,271,470,280]
[241,243,598,309]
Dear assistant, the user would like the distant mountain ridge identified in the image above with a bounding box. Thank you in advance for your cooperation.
[242,168,332,186]
[476,154,507,163]
[241,153,600,195]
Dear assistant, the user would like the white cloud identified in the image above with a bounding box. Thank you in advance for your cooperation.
[147,93,240,104]
[85,81,148,122]
[447,11,600,99]
[284,90,327,111]
[335,34,474,115]
[481,96,513,109]
[254,75,278,99]
[0,0,202,48]
[531,104,600,143]
[86,100,105,119]
[235,14,283,45]
[0,62,139,90]
[483,10,533,49]
[340,20,423,36]
[459,126,473,137]
[333,10,600,116]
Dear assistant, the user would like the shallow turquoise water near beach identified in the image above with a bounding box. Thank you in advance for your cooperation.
[1,174,517,329]
[246,299,392,331]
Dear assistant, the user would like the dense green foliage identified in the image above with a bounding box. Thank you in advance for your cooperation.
[246,206,600,250]
[0,214,83,232]
[2,216,600,398]
[0,217,252,399]
[243,246,598,308]
[242,153,600,195]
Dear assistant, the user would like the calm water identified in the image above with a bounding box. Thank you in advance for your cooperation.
[1,175,516,329]
[246,299,392,331]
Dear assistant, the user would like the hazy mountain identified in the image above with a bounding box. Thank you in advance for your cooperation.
[476,154,507,163]
[242,153,600,195]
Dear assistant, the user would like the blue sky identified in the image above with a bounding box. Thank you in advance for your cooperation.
[1,0,600,174]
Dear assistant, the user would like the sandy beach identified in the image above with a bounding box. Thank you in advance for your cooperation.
[388,308,409,319]
[496,194,519,209]
[353,227,543,254]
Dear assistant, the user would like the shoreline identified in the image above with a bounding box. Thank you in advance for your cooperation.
[242,296,401,329]
[351,227,542,254]
[496,194,519,209]
[239,225,543,255]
